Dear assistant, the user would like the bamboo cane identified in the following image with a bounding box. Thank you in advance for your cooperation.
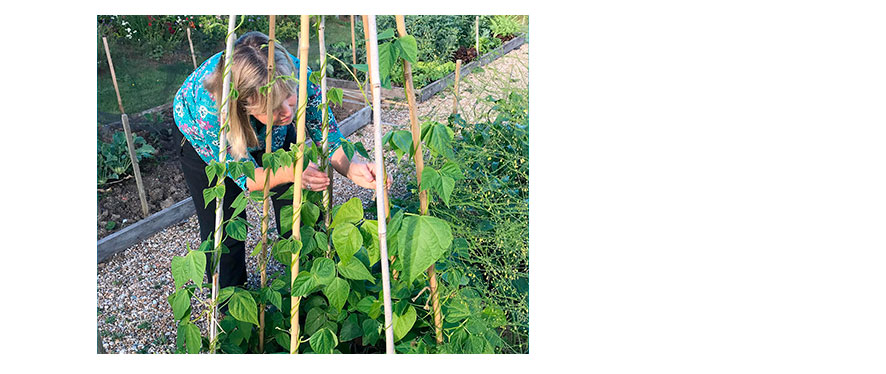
[290,15,311,354]
[318,15,334,239]
[350,15,357,78]
[395,15,444,345]
[186,26,197,69]
[475,16,479,54]
[361,15,390,220]
[257,14,277,354]
[209,14,238,354]
[366,15,396,354]
[452,59,462,115]
[101,37,150,219]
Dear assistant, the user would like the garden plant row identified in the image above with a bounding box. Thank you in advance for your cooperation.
[162,15,528,354]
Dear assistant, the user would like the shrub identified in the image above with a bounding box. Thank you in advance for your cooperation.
[489,15,522,38]
[97,132,156,187]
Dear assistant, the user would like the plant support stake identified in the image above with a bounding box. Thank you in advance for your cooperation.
[318,15,334,234]
[361,15,390,219]
[258,14,277,354]
[452,59,462,115]
[290,14,311,354]
[366,15,396,354]
[186,26,197,69]
[101,36,149,219]
[396,14,444,344]
[209,14,238,354]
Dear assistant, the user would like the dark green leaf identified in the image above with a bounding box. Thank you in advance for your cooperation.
[261,287,283,311]
[301,201,320,227]
[440,161,464,180]
[304,307,327,336]
[360,220,380,266]
[178,322,202,354]
[354,142,371,159]
[352,63,368,73]
[274,331,290,351]
[362,319,380,346]
[309,328,338,354]
[229,289,259,326]
[339,314,361,342]
[377,28,395,40]
[292,271,317,297]
[225,217,248,241]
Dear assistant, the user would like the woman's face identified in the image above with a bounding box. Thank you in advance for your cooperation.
[251,93,297,126]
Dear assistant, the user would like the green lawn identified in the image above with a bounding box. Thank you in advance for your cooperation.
[97,16,358,121]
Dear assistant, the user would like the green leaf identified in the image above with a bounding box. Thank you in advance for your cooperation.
[229,289,259,326]
[445,296,472,323]
[231,192,249,219]
[377,28,395,40]
[217,286,236,305]
[185,250,206,290]
[314,231,329,256]
[261,287,283,311]
[309,70,322,85]
[170,256,188,289]
[301,201,320,227]
[397,34,418,64]
[328,87,343,106]
[420,167,441,194]
[352,63,368,73]
[339,314,361,342]
[202,187,215,208]
[332,223,362,265]
[225,217,248,241]
[304,307,327,336]
[393,305,417,342]
[360,220,380,266]
[292,271,317,297]
[340,140,355,161]
[397,215,453,283]
[274,331,290,351]
[168,289,190,321]
[440,160,464,180]
[311,258,336,286]
[355,296,376,314]
[354,142,371,159]
[337,259,375,284]
[391,130,414,159]
[362,318,380,346]
[324,277,350,313]
[309,328,338,354]
[423,122,455,159]
[439,174,455,207]
[270,277,286,291]
[330,198,364,229]
[280,204,294,235]
[272,238,301,267]
[249,241,262,257]
[178,322,202,354]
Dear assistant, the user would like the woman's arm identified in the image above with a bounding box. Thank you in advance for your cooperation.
[245,165,295,192]
[329,146,391,190]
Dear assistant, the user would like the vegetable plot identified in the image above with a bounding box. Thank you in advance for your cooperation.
[166,14,516,354]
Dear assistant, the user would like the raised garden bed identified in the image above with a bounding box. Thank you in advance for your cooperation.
[326,35,526,103]
[97,100,370,263]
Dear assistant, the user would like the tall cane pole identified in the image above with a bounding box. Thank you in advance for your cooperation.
[290,15,311,354]
[366,15,396,354]
[318,15,334,243]
[186,26,197,69]
[208,14,238,354]
[395,14,444,345]
[257,14,277,354]
[101,37,150,218]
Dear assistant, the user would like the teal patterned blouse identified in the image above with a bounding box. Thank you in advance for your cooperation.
[173,51,343,190]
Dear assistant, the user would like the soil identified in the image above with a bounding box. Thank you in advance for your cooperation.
[453,46,478,64]
[496,34,516,44]
[97,104,360,240]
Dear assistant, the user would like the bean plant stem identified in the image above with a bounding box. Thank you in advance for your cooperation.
[395,15,444,345]
[258,14,277,354]
[290,15,311,354]
[101,37,149,219]
[209,14,238,354]
[366,15,396,354]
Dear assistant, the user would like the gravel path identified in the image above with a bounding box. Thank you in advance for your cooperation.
[96,42,528,354]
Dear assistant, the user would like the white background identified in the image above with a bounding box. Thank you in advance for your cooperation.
[3,0,886,372]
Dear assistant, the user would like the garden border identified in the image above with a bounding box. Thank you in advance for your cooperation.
[97,104,372,264]
[326,35,526,103]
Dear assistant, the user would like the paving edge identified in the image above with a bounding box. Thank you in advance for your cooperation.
[97,104,373,264]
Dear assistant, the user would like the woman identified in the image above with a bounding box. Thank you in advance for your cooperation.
[173,31,387,290]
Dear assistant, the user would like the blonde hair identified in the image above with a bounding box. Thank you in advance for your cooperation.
[203,31,298,160]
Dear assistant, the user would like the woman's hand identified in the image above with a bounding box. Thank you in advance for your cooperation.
[301,162,330,191]
[346,161,392,190]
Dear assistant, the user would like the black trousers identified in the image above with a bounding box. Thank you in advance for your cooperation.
[175,127,296,289]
